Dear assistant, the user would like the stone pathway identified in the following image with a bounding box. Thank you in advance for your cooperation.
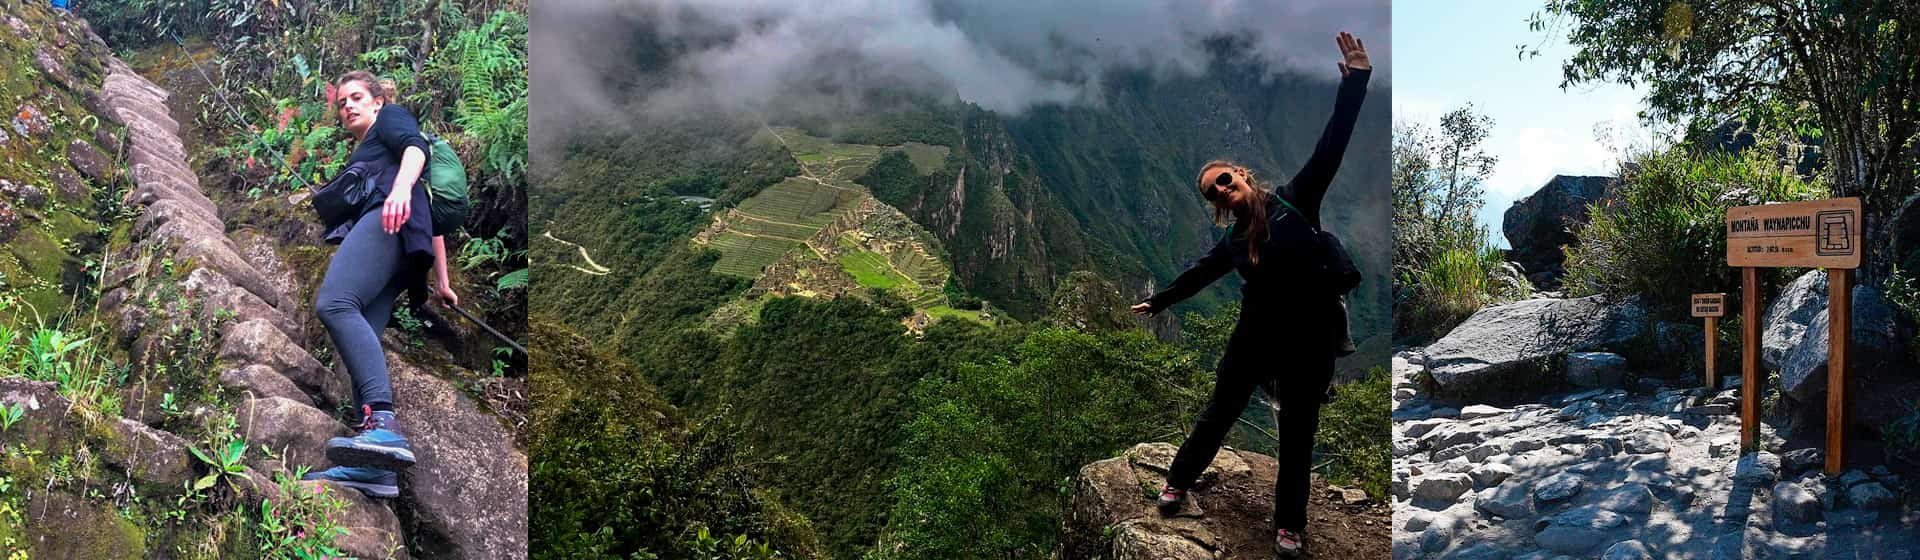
[1391,351,1919,559]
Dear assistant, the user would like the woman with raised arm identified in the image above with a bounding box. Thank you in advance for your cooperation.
[1129,31,1370,558]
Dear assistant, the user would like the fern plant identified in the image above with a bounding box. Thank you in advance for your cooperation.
[437,10,528,183]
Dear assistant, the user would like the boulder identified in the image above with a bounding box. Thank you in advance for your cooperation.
[1848,482,1896,509]
[1602,540,1656,560]
[1411,473,1473,504]
[1771,480,1822,523]
[66,139,113,184]
[1062,442,1387,559]
[1475,479,1534,518]
[99,417,195,493]
[387,353,529,559]
[1533,472,1587,504]
[1424,296,1648,396]
[1761,270,1830,370]
[1733,451,1781,485]
[1775,282,1911,429]
[1567,352,1628,388]
[1504,175,1619,273]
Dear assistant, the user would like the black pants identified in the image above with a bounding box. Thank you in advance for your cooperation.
[315,210,406,408]
[1167,310,1334,533]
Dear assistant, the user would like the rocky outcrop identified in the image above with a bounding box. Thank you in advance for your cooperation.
[1503,175,1619,277]
[1758,270,1918,430]
[1061,443,1387,559]
[387,348,529,558]
[1421,296,1648,397]
[1046,270,1138,333]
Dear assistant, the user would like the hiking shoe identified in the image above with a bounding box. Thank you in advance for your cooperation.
[326,406,415,470]
[1275,528,1305,558]
[302,466,399,499]
[1155,484,1186,514]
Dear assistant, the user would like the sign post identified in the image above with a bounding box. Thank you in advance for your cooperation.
[1691,293,1726,388]
[1726,198,1862,474]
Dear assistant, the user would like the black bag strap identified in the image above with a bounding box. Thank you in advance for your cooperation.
[1270,192,1318,232]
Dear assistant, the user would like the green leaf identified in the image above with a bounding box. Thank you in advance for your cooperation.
[193,474,219,491]
[496,268,528,291]
[188,445,218,466]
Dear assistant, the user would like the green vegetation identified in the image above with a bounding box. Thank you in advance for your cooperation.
[1392,106,1523,342]
[1315,367,1391,498]
[871,327,1208,558]
[1532,1,1918,244]
[252,469,350,559]
[1562,146,1824,319]
[837,250,908,290]
[530,318,824,560]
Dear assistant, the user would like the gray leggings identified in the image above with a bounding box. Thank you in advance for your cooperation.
[315,211,406,408]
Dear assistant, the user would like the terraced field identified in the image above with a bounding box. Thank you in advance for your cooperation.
[699,127,960,314]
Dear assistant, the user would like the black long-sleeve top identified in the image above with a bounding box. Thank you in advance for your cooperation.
[323,104,437,295]
[1141,67,1370,314]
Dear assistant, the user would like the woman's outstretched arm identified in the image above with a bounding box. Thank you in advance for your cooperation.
[1136,235,1234,314]
[1287,32,1372,222]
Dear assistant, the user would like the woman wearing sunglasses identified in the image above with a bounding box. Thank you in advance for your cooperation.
[1128,31,1370,558]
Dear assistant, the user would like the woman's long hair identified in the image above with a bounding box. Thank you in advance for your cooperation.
[1198,160,1273,264]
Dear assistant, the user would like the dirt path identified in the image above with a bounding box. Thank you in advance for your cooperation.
[541,231,612,275]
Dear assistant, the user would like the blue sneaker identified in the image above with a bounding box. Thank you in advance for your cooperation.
[302,466,399,498]
[326,406,416,470]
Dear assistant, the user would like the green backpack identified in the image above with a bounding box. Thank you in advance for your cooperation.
[422,131,470,236]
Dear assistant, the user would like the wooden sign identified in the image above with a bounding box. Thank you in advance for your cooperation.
[1729,198,1859,474]
[1726,198,1862,269]
[1694,293,1726,389]
[1691,293,1726,317]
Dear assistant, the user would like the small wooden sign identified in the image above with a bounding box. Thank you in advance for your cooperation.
[1726,198,1863,269]
[1691,293,1726,317]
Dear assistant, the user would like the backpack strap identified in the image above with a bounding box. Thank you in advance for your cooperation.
[1270,192,1318,232]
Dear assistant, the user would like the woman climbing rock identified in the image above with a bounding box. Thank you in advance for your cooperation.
[303,70,459,497]
[1129,31,1370,558]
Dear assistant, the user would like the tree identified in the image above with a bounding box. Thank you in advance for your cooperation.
[1529,0,1920,280]
[1393,105,1512,341]
[1393,105,1498,273]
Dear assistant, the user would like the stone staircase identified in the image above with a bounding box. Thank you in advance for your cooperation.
[83,37,526,559]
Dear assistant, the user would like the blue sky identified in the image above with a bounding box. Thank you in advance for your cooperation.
[1394,1,1674,247]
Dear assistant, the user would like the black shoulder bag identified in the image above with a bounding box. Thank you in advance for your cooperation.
[312,162,383,230]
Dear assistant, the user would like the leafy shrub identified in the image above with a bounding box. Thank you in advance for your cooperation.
[1316,367,1391,499]
[1562,146,1824,319]
[1396,228,1520,342]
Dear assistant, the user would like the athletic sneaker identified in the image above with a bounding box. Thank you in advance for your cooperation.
[1275,528,1305,558]
[325,406,416,470]
[1156,484,1186,514]
[302,466,399,498]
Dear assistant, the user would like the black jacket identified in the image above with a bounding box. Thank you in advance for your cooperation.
[323,104,437,301]
[1142,67,1369,314]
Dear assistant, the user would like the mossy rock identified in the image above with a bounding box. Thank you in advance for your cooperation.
[23,490,147,559]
